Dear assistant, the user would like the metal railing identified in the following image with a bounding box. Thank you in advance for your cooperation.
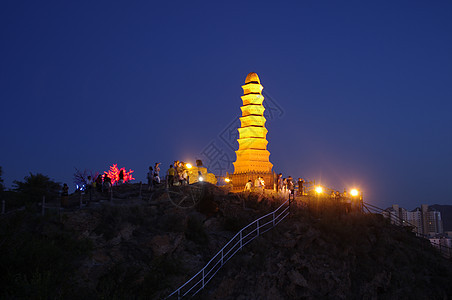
[363,201,452,259]
[166,198,291,299]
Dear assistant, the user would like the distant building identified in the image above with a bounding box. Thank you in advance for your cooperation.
[384,204,443,237]
[406,207,423,235]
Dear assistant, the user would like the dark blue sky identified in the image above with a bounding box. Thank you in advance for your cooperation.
[1,0,451,209]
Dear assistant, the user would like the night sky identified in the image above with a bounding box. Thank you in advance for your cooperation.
[1,0,451,210]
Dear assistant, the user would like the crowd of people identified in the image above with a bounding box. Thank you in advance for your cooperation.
[147,161,191,191]
[65,163,358,213]
[241,173,361,214]
[242,173,305,196]
[276,173,301,195]
[243,176,266,192]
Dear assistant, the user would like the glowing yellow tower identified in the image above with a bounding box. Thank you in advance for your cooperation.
[233,72,273,174]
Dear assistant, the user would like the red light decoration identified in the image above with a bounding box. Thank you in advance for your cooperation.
[103,164,135,185]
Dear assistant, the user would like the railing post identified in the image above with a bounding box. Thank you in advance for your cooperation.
[240,232,242,250]
[202,269,205,288]
[257,220,259,236]
[42,196,45,216]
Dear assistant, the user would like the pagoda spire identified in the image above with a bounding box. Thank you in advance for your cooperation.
[233,72,273,174]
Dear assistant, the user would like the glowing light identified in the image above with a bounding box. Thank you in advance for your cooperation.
[225,178,230,183]
[103,164,135,185]
[315,186,323,194]
[186,163,192,169]
[351,189,359,197]
[198,176,204,182]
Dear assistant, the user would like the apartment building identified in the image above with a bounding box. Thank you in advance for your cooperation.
[384,204,443,237]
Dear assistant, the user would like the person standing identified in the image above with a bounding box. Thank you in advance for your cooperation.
[86,176,93,204]
[179,162,187,186]
[282,178,287,192]
[95,175,103,192]
[277,173,283,192]
[254,177,261,189]
[259,177,265,190]
[118,170,124,185]
[154,163,161,177]
[287,176,294,195]
[103,175,112,194]
[297,178,305,196]
[147,166,154,191]
[244,179,252,192]
[61,183,69,208]
[174,161,180,184]
[167,165,175,187]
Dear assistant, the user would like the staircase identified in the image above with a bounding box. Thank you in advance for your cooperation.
[166,197,291,299]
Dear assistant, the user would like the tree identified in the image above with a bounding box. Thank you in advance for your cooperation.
[13,173,61,203]
[73,168,98,189]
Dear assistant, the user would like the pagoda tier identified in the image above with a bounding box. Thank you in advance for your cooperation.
[233,72,273,174]
[239,115,266,127]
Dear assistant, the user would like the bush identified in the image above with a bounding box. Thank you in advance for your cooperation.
[0,211,92,299]
[96,256,184,299]
[13,173,61,204]
[185,215,208,245]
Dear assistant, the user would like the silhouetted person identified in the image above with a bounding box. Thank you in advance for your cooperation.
[86,176,93,204]
[104,175,112,194]
[147,166,154,191]
[287,176,294,195]
[154,163,161,179]
[118,170,124,185]
[167,165,175,187]
[297,178,305,196]
[61,183,69,207]
[277,173,283,192]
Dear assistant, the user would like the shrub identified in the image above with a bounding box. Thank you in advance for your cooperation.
[0,211,92,299]
[185,215,208,245]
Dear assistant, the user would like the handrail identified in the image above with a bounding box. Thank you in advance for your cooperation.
[166,198,291,299]
[363,201,452,259]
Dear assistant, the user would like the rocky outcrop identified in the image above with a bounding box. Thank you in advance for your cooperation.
[200,208,452,299]
[2,183,451,299]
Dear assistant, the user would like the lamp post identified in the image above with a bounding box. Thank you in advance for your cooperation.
[315,186,323,214]
[350,189,359,212]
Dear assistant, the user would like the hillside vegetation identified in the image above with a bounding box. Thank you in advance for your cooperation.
[0,183,451,299]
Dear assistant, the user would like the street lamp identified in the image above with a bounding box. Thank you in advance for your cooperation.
[313,185,323,214]
[350,188,363,212]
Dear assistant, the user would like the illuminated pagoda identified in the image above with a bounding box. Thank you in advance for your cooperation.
[229,72,274,191]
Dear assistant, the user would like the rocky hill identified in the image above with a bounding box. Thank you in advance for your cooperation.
[0,183,451,299]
